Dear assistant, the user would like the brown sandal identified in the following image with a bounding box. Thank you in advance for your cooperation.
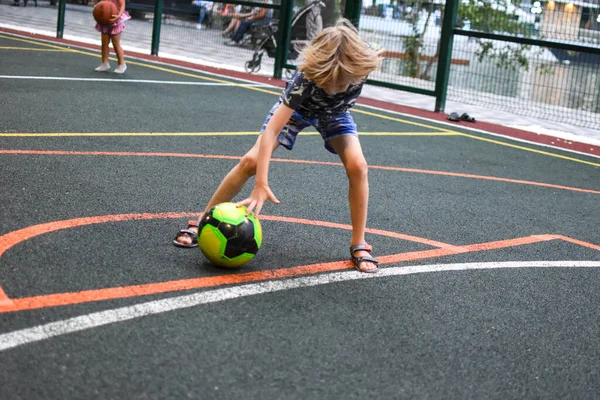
[173,220,199,248]
[350,244,379,273]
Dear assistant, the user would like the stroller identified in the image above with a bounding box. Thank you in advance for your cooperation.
[244,0,326,73]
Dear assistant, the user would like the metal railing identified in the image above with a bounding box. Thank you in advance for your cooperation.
[35,0,600,128]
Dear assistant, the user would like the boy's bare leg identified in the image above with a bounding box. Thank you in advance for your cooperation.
[329,135,378,272]
[175,135,280,245]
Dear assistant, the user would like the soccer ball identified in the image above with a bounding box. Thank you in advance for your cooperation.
[197,202,262,268]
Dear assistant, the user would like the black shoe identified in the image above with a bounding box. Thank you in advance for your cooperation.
[447,112,461,122]
[459,113,476,123]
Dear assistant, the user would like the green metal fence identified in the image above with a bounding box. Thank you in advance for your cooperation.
[18,0,600,129]
[354,0,599,129]
[450,0,600,128]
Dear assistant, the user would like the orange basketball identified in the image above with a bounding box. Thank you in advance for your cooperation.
[93,1,118,26]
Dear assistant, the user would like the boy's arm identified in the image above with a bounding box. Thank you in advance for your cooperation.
[238,103,294,216]
[255,103,292,186]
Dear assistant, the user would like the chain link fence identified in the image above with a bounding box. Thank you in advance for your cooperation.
[356,0,599,129]
[1,0,598,129]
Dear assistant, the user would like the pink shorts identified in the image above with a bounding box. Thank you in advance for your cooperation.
[95,8,131,36]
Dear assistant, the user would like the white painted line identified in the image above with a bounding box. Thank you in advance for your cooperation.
[0,75,268,86]
[0,261,598,352]
[354,102,600,156]
[0,29,598,156]
[0,25,255,75]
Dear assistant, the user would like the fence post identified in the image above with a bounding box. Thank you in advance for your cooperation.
[434,0,459,113]
[344,0,362,27]
[274,0,293,79]
[56,0,66,39]
[151,0,164,56]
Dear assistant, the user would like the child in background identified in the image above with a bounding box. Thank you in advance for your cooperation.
[174,19,383,273]
[94,0,131,74]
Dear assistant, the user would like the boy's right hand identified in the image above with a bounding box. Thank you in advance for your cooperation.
[237,183,280,217]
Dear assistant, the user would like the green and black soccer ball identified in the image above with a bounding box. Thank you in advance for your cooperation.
[197,202,262,268]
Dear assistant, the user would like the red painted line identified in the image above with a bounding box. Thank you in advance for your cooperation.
[0,213,452,260]
[0,244,511,313]
[1,149,598,195]
[268,216,458,250]
[378,248,463,264]
[356,97,599,158]
[0,212,194,258]
[378,234,563,264]
[0,229,598,313]
[553,235,600,251]
[462,235,553,252]
[0,260,354,313]
[0,212,455,312]
[0,285,12,306]
[379,233,600,265]
[372,165,600,195]
[0,149,242,161]
[3,231,597,313]
[1,27,597,158]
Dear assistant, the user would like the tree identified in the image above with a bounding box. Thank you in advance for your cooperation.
[403,0,538,80]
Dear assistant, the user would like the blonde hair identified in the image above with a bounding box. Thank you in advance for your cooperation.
[299,19,383,88]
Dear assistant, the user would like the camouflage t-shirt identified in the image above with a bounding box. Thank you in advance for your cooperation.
[280,71,364,119]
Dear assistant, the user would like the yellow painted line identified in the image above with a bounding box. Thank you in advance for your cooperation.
[0,33,456,131]
[0,132,259,137]
[0,132,455,137]
[455,132,600,167]
[122,60,282,96]
[360,131,457,136]
[0,34,68,50]
[0,33,279,95]
[0,33,596,167]
[354,107,599,166]
[353,108,448,132]
[0,46,69,52]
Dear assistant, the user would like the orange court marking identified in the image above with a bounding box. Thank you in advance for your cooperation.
[0,213,455,260]
[1,261,357,313]
[0,149,598,313]
[0,213,598,313]
[554,235,600,251]
[0,286,13,306]
[376,235,556,264]
[459,235,554,252]
[1,149,599,195]
[0,212,455,313]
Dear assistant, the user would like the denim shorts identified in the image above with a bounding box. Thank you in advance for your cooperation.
[259,102,358,154]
